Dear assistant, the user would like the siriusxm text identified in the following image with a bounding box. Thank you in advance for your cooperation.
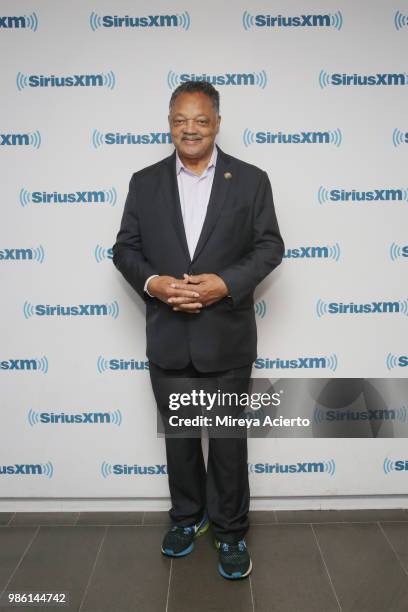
[254,14,331,28]
[30,191,110,204]
[29,304,112,316]
[22,74,110,87]
[327,301,401,314]
[0,249,36,260]
[1,133,31,146]
[98,15,179,28]
[328,73,408,86]
[0,464,44,475]
[328,189,405,202]
[325,409,400,421]
[106,359,149,370]
[0,16,30,28]
[179,73,260,85]
[284,246,330,258]
[254,132,332,144]
[252,462,325,473]
[255,357,327,369]
[36,412,117,424]
[101,132,171,145]
[110,464,167,475]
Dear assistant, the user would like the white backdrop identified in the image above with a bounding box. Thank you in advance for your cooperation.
[1,0,407,509]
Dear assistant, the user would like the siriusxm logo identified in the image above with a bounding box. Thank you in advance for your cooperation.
[16,71,116,90]
[0,356,48,373]
[315,406,406,424]
[0,13,38,30]
[316,299,408,317]
[90,12,190,31]
[20,188,117,207]
[390,243,408,261]
[0,246,44,262]
[23,301,119,319]
[242,11,342,31]
[243,129,342,147]
[167,70,267,89]
[1,131,41,148]
[28,409,122,426]
[95,245,113,262]
[319,70,408,88]
[101,462,167,477]
[254,300,266,318]
[392,129,408,147]
[0,462,53,477]
[255,355,338,372]
[394,11,408,31]
[248,459,335,475]
[386,353,408,370]
[284,244,340,261]
[92,130,171,148]
[97,357,149,373]
[384,457,408,474]
[318,186,408,204]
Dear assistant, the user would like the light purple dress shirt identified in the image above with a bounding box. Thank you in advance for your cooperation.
[144,146,218,295]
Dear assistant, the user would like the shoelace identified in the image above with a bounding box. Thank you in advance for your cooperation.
[221,540,246,553]
[171,525,194,535]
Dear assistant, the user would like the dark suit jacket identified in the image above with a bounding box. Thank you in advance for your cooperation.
[112,145,284,372]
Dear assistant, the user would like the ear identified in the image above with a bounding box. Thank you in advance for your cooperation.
[216,115,221,133]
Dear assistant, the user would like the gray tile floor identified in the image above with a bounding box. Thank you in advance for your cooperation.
[1,510,408,611]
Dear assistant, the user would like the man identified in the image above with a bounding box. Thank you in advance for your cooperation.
[112,81,284,579]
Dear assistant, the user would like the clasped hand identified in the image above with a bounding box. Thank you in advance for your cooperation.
[147,273,228,314]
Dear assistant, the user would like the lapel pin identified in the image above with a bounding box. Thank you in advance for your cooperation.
[224,172,232,180]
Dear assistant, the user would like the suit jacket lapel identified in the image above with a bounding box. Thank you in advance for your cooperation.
[159,145,233,264]
[192,145,233,262]
[159,150,191,262]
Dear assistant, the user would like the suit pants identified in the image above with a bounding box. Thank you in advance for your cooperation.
[149,360,252,544]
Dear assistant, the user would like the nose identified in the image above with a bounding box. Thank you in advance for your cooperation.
[182,119,197,132]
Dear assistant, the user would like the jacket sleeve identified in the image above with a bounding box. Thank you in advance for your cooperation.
[112,174,157,301]
[217,170,284,308]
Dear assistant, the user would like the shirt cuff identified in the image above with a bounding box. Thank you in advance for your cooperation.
[144,275,159,297]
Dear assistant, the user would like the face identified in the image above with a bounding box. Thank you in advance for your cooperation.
[169,91,221,161]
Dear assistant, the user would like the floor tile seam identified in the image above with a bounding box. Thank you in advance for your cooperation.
[165,558,173,612]
[7,513,16,526]
[0,525,40,602]
[78,525,108,612]
[377,521,408,578]
[310,523,342,611]
[249,574,255,612]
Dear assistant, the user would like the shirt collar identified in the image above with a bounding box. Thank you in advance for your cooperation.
[176,145,218,176]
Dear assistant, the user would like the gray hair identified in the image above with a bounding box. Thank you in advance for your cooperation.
[169,80,220,115]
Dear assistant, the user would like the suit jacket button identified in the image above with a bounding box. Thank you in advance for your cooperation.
[188,268,193,274]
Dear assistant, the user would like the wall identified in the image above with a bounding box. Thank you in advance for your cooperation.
[1,0,407,507]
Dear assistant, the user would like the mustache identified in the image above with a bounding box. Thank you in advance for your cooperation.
[182,135,202,140]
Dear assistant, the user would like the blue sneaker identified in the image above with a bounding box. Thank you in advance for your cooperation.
[215,538,252,579]
[161,513,209,557]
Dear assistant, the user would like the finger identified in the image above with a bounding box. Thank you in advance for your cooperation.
[173,308,200,314]
[168,296,201,304]
[173,302,202,310]
[170,283,200,293]
[184,274,204,284]
[168,288,200,298]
